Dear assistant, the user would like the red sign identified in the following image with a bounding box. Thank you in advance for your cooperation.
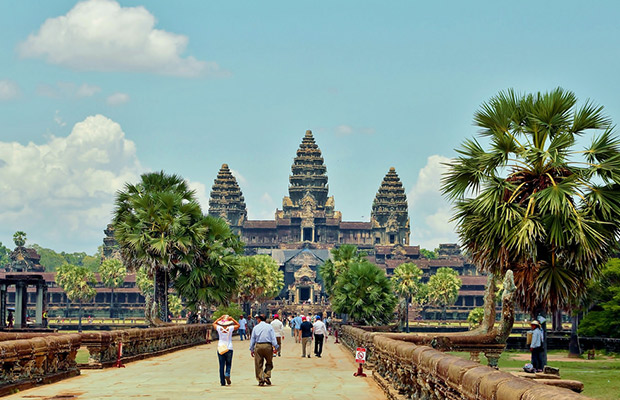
[355,347,366,364]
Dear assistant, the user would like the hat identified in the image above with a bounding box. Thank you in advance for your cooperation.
[302,317,307,321]
[315,316,321,320]
[218,315,234,326]
[530,320,540,327]
[273,314,279,319]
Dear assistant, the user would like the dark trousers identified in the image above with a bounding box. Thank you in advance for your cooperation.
[314,334,324,356]
[531,347,544,371]
[217,350,233,385]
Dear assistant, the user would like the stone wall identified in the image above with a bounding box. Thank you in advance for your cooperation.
[0,332,81,396]
[81,324,208,368]
[340,326,589,400]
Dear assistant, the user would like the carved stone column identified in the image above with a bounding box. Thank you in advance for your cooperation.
[15,281,27,327]
[0,283,6,327]
[36,283,45,326]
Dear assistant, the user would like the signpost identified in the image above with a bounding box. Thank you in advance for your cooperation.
[354,347,367,377]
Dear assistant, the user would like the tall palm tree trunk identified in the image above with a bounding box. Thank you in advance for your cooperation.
[110,288,115,319]
[154,269,168,321]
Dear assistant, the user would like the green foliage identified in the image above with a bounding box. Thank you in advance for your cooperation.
[213,303,244,321]
[13,231,26,247]
[237,255,284,304]
[173,216,243,311]
[331,260,397,325]
[467,307,485,329]
[55,264,97,304]
[392,262,423,299]
[420,248,438,259]
[29,244,100,272]
[0,242,10,268]
[579,259,620,338]
[99,259,127,289]
[81,255,101,271]
[135,266,154,296]
[319,244,367,297]
[427,267,462,315]
[442,88,620,314]
[168,294,184,317]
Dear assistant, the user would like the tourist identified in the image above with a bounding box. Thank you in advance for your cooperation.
[238,315,247,341]
[270,314,284,356]
[291,314,302,343]
[313,316,328,358]
[249,314,279,386]
[529,320,544,372]
[299,316,314,358]
[213,314,240,386]
[7,310,13,328]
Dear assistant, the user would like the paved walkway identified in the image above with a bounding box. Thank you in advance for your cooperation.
[7,328,384,399]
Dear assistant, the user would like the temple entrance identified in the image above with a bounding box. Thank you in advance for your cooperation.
[299,287,311,302]
[303,227,313,242]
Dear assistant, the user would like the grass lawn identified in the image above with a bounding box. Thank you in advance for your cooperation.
[449,350,620,400]
[76,348,90,364]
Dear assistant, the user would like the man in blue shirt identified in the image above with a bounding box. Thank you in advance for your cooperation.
[291,314,302,343]
[249,314,279,386]
[529,320,544,372]
[238,315,247,340]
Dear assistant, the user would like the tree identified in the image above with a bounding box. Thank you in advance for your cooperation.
[578,258,620,338]
[319,244,367,297]
[0,242,10,268]
[392,262,423,332]
[442,88,620,317]
[331,260,397,325]
[427,267,461,320]
[237,255,284,314]
[13,231,26,247]
[173,216,243,312]
[113,171,206,322]
[467,307,485,329]
[420,248,438,259]
[99,259,127,318]
[55,264,97,332]
[213,303,244,321]
[168,294,183,318]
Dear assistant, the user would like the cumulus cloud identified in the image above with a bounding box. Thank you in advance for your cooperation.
[37,82,101,98]
[230,169,247,186]
[334,124,375,136]
[407,155,459,250]
[18,0,224,78]
[0,80,20,100]
[0,115,143,251]
[106,92,129,106]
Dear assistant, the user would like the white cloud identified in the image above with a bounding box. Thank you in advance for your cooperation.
[335,125,353,136]
[187,180,210,211]
[230,169,247,186]
[106,92,130,106]
[54,110,67,127]
[0,80,20,101]
[37,82,101,98]
[19,0,224,78]
[407,155,459,250]
[334,124,375,136]
[0,115,143,251]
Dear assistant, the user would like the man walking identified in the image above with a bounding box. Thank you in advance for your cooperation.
[249,314,279,386]
[313,315,328,358]
[291,314,302,343]
[299,316,313,358]
[270,314,284,356]
[529,320,545,372]
[238,315,247,340]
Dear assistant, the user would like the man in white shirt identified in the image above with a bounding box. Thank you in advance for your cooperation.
[313,316,328,358]
[270,314,284,356]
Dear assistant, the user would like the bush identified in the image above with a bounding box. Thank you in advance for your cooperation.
[467,307,484,329]
[212,303,243,321]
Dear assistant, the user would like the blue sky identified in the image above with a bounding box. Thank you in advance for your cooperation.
[1,0,620,252]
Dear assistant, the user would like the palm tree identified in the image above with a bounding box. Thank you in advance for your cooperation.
[392,262,423,331]
[442,88,620,317]
[237,254,284,315]
[99,258,127,318]
[319,244,367,298]
[173,216,243,311]
[113,171,206,322]
[56,264,97,332]
[427,267,462,321]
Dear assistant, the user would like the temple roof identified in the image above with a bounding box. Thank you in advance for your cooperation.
[208,163,247,226]
[371,167,409,224]
[287,130,329,207]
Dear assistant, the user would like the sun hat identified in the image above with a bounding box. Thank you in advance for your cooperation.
[530,320,541,327]
[217,315,234,326]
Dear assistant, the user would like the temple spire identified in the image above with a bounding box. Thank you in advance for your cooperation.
[287,130,329,208]
[208,164,247,232]
[371,167,410,245]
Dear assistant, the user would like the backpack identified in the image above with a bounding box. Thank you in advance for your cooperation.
[523,363,535,373]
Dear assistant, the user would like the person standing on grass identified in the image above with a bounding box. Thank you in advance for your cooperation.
[213,315,240,386]
[529,320,544,372]
[249,314,279,386]
[270,314,284,356]
[299,316,313,358]
[238,315,247,340]
[313,316,328,358]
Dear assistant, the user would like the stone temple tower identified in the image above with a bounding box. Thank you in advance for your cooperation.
[208,163,247,235]
[370,167,410,245]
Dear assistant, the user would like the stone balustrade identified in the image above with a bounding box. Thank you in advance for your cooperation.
[0,333,81,396]
[340,326,589,400]
[81,324,208,368]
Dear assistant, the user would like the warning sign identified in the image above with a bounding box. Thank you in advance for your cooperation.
[355,347,366,364]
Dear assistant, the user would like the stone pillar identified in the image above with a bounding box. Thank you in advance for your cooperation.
[36,283,44,326]
[0,284,6,328]
[15,282,27,328]
[296,288,300,304]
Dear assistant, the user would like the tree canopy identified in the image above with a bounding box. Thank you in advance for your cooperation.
[442,88,620,314]
[237,255,284,306]
[55,264,97,331]
[578,258,620,337]
[319,244,367,297]
[427,267,461,319]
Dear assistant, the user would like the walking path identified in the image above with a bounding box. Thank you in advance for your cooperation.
[6,328,384,399]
